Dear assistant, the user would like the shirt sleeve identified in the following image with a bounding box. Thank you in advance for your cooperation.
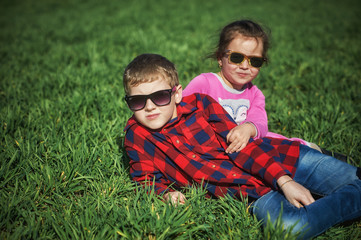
[199,94,292,189]
[197,94,238,150]
[241,86,268,139]
[229,139,294,189]
[124,126,174,195]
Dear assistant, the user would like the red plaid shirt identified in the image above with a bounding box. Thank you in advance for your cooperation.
[124,93,300,199]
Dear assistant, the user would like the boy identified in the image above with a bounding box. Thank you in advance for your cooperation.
[123,53,361,239]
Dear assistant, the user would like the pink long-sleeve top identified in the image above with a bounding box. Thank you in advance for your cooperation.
[183,72,308,145]
[183,72,268,139]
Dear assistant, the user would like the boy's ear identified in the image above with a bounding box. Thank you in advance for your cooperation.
[174,85,182,104]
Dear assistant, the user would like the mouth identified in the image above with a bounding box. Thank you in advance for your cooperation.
[146,113,160,120]
[237,72,249,78]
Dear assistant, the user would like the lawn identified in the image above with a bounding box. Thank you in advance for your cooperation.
[1,0,360,239]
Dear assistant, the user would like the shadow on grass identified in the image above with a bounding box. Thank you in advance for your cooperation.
[116,134,131,175]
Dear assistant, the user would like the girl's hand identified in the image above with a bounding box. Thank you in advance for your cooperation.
[163,191,186,205]
[226,123,256,153]
[277,176,315,208]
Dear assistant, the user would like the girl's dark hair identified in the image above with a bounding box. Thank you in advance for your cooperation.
[213,19,271,61]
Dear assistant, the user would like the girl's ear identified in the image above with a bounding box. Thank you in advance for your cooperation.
[174,85,183,104]
[217,58,222,68]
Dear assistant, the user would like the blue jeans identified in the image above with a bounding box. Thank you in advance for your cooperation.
[251,145,361,239]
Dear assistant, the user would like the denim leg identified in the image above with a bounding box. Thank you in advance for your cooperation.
[294,145,359,195]
[252,145,361,239]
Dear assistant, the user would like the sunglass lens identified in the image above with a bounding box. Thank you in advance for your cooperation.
[229,53,244,64]
[127,96,146,110]
[152,90,171,106]
[250,57,264,68]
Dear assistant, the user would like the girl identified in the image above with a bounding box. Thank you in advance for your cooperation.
[183,19,346,158]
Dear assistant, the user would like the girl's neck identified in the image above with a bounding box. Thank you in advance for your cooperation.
[218,71,245,91]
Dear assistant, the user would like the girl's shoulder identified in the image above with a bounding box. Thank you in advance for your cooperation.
[191,72,219,83]
[244,83,265,100]
[245,82,262,92]
[183,72,221,96]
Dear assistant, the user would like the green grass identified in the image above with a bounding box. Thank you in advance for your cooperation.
[1,0,361,239]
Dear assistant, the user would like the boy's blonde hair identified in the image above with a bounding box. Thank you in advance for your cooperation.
[123,54,179,95]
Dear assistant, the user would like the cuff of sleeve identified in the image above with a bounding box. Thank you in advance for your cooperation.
[157,186,173,195]
[244,121,258,138]
[264,162,292,189]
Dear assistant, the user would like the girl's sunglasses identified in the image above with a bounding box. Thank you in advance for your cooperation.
[125,86,176,111]
[225,50,266,68]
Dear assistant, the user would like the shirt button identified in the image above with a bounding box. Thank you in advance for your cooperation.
[192,154,196,158]
[163,129,166,132]
[176,140,180,144]
[212,165,216,168]
[232,173,237,177]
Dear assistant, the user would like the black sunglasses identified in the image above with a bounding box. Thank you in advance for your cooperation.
[225,50,266,68]
[125,86,176,111]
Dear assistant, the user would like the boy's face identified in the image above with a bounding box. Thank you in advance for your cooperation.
[127,78,182,130]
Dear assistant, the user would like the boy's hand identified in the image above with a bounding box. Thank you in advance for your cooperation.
[163,191,186,205]
[277,176,315,208]
[226,123,256,153]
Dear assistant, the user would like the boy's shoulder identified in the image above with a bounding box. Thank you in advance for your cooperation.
[182,92,217,104]
[123,115,142,134]
[181,93,221,113]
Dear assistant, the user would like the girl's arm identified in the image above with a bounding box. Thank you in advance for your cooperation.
[226,86,268,152]
[241,85,268,139]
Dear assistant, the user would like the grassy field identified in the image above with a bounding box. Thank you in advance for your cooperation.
[1,0,361,239]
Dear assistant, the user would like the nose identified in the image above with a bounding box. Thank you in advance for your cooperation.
[144,98,156,111]
[239,57,250,69]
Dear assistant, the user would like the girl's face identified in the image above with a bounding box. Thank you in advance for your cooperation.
[218,34,263,90]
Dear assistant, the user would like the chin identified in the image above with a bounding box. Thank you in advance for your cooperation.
[143,121,165,131]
